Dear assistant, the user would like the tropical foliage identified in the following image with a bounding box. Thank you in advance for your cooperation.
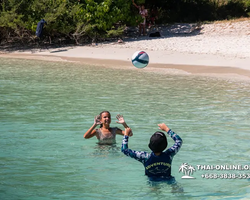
[0,0,249,45]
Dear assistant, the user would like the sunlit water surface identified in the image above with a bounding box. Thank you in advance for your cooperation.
[1,58,250,200]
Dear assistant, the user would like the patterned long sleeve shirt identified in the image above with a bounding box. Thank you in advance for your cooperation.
[121,129,182,178]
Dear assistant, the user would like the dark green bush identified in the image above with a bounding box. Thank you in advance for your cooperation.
[0,0,249,44]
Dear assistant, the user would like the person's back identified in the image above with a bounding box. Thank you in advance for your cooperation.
[121,123,182,180]
[144,149,173,178]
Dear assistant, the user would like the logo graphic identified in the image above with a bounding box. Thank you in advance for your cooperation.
[179,163,196,179]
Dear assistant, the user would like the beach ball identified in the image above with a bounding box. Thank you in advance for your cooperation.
[131,51,149,68]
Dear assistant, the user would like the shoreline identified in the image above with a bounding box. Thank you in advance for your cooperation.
[1,47,250,81]
[1,19,250,81]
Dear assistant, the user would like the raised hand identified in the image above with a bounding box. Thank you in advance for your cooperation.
[158,123,170,132]
[125,127,132,136]
[116,114,125,124]
[94,115,102,126]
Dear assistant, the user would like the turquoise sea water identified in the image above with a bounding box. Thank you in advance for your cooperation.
[0,57,250,200]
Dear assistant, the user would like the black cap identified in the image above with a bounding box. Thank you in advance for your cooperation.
[148,131,167,153]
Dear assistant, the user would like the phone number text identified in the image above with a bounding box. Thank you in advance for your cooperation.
[201,173,250,179]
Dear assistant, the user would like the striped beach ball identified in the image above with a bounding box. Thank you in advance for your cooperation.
[131,51,149,68]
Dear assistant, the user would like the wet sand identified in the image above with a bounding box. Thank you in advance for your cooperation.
[1,49,250,81]
[1,19,250,81]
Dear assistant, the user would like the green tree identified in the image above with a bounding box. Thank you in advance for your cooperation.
[0,0,249,45]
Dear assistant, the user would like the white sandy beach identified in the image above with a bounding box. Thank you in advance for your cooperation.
[1,19,250,80]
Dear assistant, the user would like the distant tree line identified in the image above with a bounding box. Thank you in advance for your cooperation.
[0,0,249,45]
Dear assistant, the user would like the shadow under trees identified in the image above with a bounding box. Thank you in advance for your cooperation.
[0,0,249,49]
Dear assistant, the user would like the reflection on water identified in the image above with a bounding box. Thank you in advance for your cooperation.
[92,144,121,157]
[1,58,250,200]
[147,177,184,195]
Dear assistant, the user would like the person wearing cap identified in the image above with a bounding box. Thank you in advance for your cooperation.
[121,123,182,181]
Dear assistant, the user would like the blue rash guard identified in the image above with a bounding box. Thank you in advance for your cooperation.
[121,129,182,179]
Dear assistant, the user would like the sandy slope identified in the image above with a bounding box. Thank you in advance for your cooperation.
[1,19,250,80]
